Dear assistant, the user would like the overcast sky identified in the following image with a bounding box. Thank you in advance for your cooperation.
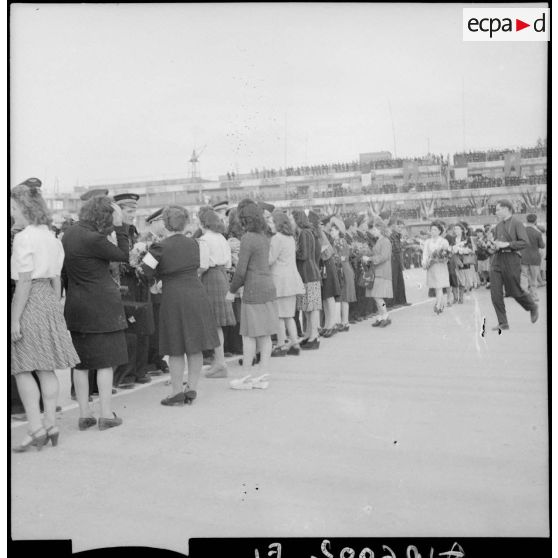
[10,3,548,192]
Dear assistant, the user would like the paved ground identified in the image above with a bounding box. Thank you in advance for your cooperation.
[11,269,549,554]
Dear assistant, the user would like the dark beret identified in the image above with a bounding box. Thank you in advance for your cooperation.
[146,208,164,224]
[80,188,109,201]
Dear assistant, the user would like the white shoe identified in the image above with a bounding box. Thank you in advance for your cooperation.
[230,375,254,390]
[251,374,271,389]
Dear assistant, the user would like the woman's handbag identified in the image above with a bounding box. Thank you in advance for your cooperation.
[358,264,375,289]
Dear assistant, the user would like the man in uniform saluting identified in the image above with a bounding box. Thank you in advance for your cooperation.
[489,199,539,331]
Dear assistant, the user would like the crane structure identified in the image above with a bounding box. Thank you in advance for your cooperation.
[189,144,207,180]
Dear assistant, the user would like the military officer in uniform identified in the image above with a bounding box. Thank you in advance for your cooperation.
[112,193,155,387]
[144,208,169,376]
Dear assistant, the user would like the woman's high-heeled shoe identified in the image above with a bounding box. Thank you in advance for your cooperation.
[13,427,48,453]
[184,390,197,405]
[45,425,60,447]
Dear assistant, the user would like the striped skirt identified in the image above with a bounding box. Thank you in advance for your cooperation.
[201,266,236,327]
[11,279,79,375]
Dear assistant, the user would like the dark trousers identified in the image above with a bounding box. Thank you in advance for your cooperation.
[387,258,408,308]
[490,252,536,326]
[11,372,44,414]
[113,332,138,385]
[223,298,243,355]
[148,301,166,369]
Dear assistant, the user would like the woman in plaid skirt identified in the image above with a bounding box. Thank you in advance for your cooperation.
[198,209,236,378]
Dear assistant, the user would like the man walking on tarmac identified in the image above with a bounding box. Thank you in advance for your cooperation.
[490,199,539,332]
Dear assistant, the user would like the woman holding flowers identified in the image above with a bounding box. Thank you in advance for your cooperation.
[422,221,451,314]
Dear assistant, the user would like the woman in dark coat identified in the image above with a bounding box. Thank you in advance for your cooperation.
[62,196,129,431]
[386,218,409,308]
[141,206,220,406]
[292,210,322,350]
[309,211,340,338]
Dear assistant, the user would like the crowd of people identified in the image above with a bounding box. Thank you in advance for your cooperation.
[11,176,546,451]
[10,181,414,450]
[417,205,545,320]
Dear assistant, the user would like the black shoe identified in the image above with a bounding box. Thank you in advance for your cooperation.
[135,376,152,384]
[339,324,349,332]
[78,417,97,431]
[530,304,539,323]
[161,392,185,406]
[300,338,309,346]
[301,338,320,350]
[271,346,288,357]
[321,329,333,338]
[371,320,383,327]
[184,390,197,405]
[378,318,392,328]
[98,413,123,430]
[287,346,300,356]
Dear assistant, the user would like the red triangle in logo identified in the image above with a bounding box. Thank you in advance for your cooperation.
[516,19,530,31]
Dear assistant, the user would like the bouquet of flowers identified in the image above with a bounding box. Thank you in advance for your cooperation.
[128,241,149,279]
[427,247,451,268]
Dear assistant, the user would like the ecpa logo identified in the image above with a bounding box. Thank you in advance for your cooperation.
[463,8,549,41]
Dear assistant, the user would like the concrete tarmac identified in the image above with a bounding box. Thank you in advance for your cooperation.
[10,271,549,554]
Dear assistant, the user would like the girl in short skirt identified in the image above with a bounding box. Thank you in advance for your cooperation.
[10,181,79,451]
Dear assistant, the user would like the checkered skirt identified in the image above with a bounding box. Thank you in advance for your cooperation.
[11,279,80,374]
[201,266,236,327]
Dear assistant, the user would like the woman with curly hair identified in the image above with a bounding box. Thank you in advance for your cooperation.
[222,207,245,357]
[292,209,322,350]
[268,210,305,356]
[62,195,130,431]
[198,208,236,378]
[450,222,475,303]
[309,211,340,338]
[141,206,220,406]
[10,182,80,451]
[227,203,278,374]
[421,221,451,314]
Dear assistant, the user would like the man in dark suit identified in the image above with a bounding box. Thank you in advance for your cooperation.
[490,200,538,331]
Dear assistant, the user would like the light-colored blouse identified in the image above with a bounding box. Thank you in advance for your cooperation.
[198,230,232,269]
[11,225,64,280]
[269,233,305,298]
